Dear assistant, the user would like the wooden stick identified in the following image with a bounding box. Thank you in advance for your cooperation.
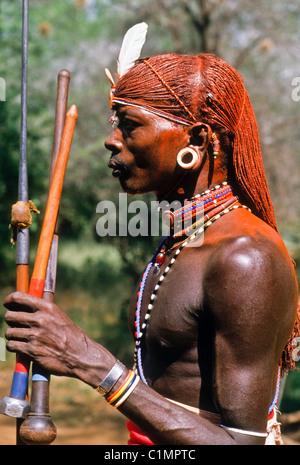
[28,104,78,298]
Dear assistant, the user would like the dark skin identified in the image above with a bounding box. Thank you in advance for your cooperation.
[4,105,298,445]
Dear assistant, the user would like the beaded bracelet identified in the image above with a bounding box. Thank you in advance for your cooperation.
[106,370,140,408]
[106,371,134,403]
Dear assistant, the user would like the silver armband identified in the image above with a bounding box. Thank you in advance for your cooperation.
[95,361,125,396]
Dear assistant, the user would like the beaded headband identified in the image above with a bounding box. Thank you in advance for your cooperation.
[111,97,194,127]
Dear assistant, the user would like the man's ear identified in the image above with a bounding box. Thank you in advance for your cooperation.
[188,123,212,151]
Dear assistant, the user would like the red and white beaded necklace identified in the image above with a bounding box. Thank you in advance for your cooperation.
[133,183,251,384]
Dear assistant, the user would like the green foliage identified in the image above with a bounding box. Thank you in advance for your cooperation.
[281,368,300,413]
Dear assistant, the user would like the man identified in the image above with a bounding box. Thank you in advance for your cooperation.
[3,39,299,444]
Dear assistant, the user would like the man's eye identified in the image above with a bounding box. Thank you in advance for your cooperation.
[125,119,136,127]
[122,119,138,133]
[111,112,140,134]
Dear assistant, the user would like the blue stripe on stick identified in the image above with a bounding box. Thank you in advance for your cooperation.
[10,371,28,399]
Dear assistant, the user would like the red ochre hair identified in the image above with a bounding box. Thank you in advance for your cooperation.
[114,53,300,374]
[114,53,277,230]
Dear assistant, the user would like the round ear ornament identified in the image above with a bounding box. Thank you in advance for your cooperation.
[176,147,200,170]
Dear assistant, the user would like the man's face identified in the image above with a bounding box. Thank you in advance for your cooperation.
[104,105,189,197]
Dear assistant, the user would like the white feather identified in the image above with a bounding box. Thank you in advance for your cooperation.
[117,22,148,77]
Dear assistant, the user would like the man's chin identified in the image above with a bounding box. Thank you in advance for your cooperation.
[118,177,145,196]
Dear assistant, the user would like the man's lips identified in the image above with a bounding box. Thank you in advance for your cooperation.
[108,157,129,178]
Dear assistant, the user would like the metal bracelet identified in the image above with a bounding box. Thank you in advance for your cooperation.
[95,361,125,396]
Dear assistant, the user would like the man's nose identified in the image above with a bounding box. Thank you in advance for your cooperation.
[104,129,123,153]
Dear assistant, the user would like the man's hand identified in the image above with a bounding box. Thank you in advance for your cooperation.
[4,291,90,378]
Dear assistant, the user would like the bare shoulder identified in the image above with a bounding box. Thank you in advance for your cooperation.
[204,208,297,287]
[203,209,298,343]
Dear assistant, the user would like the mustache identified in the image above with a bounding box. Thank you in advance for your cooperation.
[107,155,130,179]
[107,156,128,172]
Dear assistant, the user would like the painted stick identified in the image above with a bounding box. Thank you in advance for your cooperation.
[30,104,77,296]
[18,69,71,445]
[0,1,30,445]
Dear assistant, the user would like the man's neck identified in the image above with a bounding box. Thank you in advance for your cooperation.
[158,169,228,204]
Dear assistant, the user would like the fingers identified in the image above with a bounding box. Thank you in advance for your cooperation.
[3,291,50,331]
[5,324,42,359]
[5,326,29,341]
[5,310,37,327]
[5,326,32,356]
[6,340,28,355]
[3,291,43,313]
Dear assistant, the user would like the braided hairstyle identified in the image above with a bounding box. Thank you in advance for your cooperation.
[114,53,277,231]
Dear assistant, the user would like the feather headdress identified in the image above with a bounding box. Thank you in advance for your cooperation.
[105,22,148,86]
[117,22,148,77]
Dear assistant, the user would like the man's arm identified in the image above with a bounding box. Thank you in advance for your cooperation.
[203,234,298,435]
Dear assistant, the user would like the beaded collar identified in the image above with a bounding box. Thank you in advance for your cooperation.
[133,183,251,384]
[163,182,236,239]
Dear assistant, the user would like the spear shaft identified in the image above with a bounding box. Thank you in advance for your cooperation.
[0,0,30,443]
[15,0,30,445]
[15,0,30,373]
[0,0,31,445]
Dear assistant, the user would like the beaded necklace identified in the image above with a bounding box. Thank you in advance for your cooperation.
[155,182,237,267]
[133,184,251,384]
[171,183,235,238]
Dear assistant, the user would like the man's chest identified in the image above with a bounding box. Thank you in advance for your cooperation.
[129,244,211,354]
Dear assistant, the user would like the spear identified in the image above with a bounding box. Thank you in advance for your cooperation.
[0,0,30,445]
